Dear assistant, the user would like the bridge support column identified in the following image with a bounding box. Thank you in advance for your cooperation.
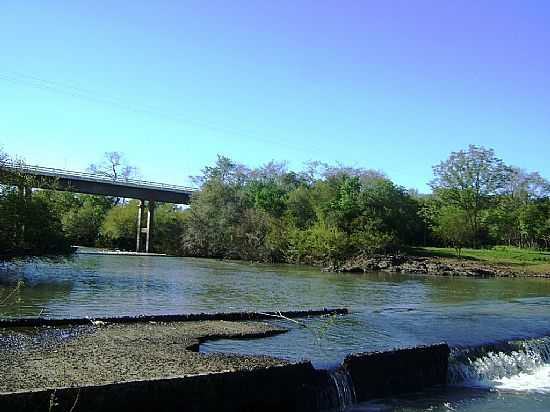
[24,186,32,201]
[136,200,145,252]
[145,200,156,253]
[18,186,32,201]
[145,201,155,253]
[136,200,155,253]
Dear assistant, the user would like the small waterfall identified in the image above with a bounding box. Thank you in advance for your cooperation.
[327,367,356,411]
[448,336,550,388]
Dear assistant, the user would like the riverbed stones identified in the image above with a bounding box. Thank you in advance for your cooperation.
[0,320,288,392]
[329,254,550,278]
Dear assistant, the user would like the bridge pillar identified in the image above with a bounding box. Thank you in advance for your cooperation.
[18,186,32,201]
[136,200,155,253]
[145,200,155,253]
[136,200,145,252]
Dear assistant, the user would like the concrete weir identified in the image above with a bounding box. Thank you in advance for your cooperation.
[0,363,322,412]
[0,309,451,412]
[0,308,349,328]
[343,343,451,402]
[0,344,451,412]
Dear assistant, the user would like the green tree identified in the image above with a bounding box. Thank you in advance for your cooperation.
[518,200,549,249]
[433,206,471,257]
[99,201,139,250]
[182,156,251,258]
[0,150,72,256]
[326,175,361,234]
[359,177,422,247]
[286,223,348,265]
[485,199,520,246]
[349,224,394,255]
[486,168,549,247]
[430,145,509,247]
[285,186,315,229]
[246,180,287,218]
[62,195,113,246]
[152,204,188,255]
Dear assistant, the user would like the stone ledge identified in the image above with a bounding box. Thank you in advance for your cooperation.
[0,362,322,412]
[0,308,349,328]
[343,342,450,401]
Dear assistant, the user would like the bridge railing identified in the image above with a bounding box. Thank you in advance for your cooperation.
[1,163,198,194]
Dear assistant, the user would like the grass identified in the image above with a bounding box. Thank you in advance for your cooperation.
[411,246,550,272]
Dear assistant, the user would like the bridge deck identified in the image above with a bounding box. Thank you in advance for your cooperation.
[1,164,197,204]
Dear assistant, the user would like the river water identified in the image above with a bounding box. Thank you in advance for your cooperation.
[1,253,549,411]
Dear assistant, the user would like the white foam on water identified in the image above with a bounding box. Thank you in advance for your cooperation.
[449,336,550,393]
[494,364,550,394]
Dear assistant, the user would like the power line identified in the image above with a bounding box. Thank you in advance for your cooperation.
[0,70,324,157]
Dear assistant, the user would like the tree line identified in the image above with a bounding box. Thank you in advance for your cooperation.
[0,146,548,261]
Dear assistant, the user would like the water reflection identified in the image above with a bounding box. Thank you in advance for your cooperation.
[425,276,550,304]
[3,255,550,411]
[2,254,550,365]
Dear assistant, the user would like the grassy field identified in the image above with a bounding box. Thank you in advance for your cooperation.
[412,246,550,273]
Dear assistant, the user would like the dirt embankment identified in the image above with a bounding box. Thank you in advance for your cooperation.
[327,254,550,278]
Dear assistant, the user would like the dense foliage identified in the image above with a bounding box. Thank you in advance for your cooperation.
[181,156,426,264]
[0,153,71,256]
[0,150,187,256]
[1,145,548,260]
[182,148,548,262]
[425,145,550,251]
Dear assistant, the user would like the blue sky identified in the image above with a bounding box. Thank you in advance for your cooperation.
[1,1,549,191]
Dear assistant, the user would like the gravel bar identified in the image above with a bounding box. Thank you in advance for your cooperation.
[0,320,289,392]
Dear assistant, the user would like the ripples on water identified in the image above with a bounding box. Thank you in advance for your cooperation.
[1,253,550,411]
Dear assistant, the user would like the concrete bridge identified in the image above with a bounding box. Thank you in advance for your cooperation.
[1,163,197,253]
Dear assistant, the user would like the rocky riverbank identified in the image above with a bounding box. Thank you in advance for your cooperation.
[326,254,550,278]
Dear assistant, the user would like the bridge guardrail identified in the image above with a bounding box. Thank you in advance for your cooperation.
[1,163,198,194]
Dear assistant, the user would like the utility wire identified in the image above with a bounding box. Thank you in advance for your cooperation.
[0,70,323,157]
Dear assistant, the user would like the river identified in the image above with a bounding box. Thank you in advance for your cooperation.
[1,253,549,411]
